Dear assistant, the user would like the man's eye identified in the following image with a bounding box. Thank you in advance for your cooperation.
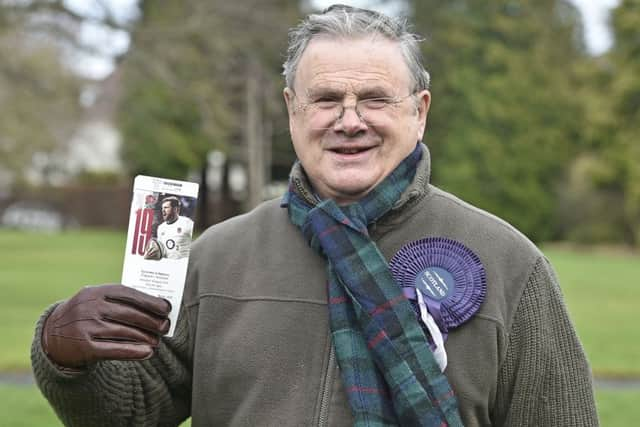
[361,98,391,109]
[312,99,340,109]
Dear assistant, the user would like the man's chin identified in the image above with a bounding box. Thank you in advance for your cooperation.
[325,182,378,204]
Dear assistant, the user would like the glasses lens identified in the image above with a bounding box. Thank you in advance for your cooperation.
[358,99,390,124]
[305,103,341,129]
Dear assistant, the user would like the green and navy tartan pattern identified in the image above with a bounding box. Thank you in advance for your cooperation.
[282,144,463,426]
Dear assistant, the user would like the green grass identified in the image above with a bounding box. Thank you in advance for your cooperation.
[595,388,640,426]
[542,245,640,376]
[0,229,126,371]
[0,384,59,427]
[0,229,638,425]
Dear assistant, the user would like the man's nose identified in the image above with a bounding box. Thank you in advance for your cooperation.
[333,102,367,135]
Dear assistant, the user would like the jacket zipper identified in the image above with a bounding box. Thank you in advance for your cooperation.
[293,174,333,425]
[318,344,336,426]
[293,178,318,206]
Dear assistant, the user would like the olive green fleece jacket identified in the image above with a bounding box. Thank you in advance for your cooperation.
[31,145,598,426]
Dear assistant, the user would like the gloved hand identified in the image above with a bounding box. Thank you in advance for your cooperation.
[42,284,171,369]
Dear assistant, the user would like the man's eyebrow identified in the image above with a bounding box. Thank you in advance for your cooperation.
[355,86,394,98]
[304,84,395,99]
[305,86,344,98]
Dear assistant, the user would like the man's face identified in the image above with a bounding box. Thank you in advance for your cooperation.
[284,36,431,204]
[161,201,178,222]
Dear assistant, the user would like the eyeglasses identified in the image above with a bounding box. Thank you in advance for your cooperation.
[292,92,416,129]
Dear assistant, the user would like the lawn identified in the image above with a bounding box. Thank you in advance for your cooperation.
[542,245,640,377]
[0,229,126,371]
[0,229,638,425]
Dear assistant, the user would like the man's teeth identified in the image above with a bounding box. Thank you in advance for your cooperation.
[337,148,365,154]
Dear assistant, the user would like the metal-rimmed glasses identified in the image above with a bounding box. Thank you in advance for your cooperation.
[291,91,416,129]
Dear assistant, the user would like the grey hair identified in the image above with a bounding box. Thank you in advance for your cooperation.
[282,4,430,92]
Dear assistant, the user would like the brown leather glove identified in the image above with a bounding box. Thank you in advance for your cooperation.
[42,284,171,369]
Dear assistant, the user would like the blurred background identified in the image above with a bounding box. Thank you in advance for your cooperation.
[0,0,638,425]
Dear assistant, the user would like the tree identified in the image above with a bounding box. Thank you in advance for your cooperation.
[608,0,640,245]
[573,0,640,245]
[0,5,82,186]
[410,0,587,241]
[0,0,139,187]
[116,0,300,182]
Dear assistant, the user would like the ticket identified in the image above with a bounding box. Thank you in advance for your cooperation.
[121,175,199,336]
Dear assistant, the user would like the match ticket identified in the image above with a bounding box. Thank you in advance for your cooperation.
[121,175,199,336]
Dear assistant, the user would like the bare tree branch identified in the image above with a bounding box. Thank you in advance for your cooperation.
[4,0,133,31]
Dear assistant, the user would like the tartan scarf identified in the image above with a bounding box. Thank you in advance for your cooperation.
[282,144,463,426]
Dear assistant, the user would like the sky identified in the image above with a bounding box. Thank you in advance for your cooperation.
[69,0,621,80]
[568,0,620,53]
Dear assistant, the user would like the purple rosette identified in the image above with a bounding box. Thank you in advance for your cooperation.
[389,237,487,331]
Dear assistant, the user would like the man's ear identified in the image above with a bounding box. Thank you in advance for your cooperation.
[283,87,297,137]
[415,89,431,141]
[283,87,295,116]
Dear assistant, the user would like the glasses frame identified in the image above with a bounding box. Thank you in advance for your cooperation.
[290,91,417,127]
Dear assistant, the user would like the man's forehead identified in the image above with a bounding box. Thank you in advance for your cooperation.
[294,36,411,92]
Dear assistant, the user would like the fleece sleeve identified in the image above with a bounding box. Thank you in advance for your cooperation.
[31,303,193,427]
[494,256,599,426]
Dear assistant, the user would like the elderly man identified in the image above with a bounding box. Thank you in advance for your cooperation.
[32,5,597,426]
